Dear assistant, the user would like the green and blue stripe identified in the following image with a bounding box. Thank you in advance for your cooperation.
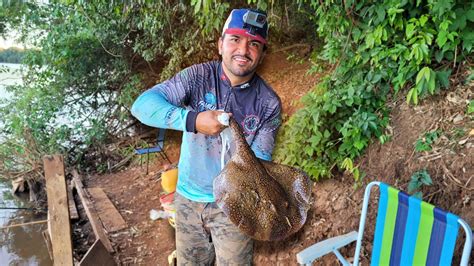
[371,183,459,266]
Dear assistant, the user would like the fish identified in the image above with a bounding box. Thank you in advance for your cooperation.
[213,118,311,241]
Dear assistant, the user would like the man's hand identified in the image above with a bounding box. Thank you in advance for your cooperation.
[196,110,232,135]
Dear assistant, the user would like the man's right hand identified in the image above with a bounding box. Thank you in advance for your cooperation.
[196,110,232,135]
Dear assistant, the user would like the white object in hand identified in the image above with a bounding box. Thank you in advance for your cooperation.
[217,113,230,126]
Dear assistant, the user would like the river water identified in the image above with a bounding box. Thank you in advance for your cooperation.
[0,63,52,265]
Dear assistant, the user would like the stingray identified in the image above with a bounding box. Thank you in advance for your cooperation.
[213,118,311,241]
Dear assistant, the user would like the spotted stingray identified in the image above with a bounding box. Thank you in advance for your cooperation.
[213,118,312,241]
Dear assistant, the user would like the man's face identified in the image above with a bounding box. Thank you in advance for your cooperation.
[218,34,266,81]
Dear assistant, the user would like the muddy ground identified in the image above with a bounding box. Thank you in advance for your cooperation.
[76,52,473,265]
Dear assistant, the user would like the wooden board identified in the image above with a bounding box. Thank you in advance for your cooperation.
[87,187,127,233]
[72,170,114,253]
[78,239,116,266]
[42,229,53,261]
[43,155,73,266]
[67,182,79,220]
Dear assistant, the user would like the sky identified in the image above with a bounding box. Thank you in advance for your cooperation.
[0,37,17,49]
[0,29,23,49]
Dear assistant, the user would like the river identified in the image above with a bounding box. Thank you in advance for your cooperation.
[0,63,52,265]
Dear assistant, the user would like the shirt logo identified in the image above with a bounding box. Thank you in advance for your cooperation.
[242,115,259,135]
[197,92,217,111]
[205,92,216,105]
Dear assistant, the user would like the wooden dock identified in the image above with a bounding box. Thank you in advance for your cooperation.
[43,155,120,265]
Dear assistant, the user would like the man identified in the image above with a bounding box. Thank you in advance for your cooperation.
[131,8,281,265]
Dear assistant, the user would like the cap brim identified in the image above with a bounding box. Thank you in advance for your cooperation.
[224,28,267,44]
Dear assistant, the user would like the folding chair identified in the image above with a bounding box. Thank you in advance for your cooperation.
[296,181,472,266]
[135,128,171,174]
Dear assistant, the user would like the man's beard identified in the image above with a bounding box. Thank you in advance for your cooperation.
[224,57,257,77]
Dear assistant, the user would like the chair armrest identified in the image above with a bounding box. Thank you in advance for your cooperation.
[296,231,358,265]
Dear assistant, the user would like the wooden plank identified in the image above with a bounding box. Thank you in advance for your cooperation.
[68,182,79,220]
[43,155,73,266]
[42,229,54,261]
[87,187,127,233]
[78,239,116,266]
[72,170,114,253]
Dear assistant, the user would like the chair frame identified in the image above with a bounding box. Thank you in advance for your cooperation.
[135,128,171,174]
[296,181,473,265]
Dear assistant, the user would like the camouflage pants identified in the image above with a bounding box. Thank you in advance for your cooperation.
[174,192,253,265]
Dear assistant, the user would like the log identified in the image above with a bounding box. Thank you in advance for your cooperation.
[43,155,73,266]
[71,170,114,253]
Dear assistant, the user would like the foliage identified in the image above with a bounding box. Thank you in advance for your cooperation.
[0,1,229,179]
[407,169,433,199]
[341,157,365,184]
[414,130,440,152]
[274,0,474,180]
[0,0,317,180]
[0,48,25,63]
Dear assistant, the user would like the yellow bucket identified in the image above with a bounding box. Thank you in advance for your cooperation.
[161,168,178,193]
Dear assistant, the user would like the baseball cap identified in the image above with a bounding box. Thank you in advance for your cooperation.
[222,9,269,44]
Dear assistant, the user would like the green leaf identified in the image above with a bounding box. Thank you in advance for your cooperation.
[407,88,414,104]
[436,70,451,88]
[435,50,444,63]
[408,179,419,193]
[304,146,314,156]
[354,140,364,150]
[419,15,428,26]
[353,168,360,181]
[428,71,436,94]
[439,20,450,31]
[406,23,416,39]
[413,191,423,199]
[431,0,453,17]
[309,134,321,146]
[416,67,431,84]
[341,157,353,170]
[451,13,467,30]
[420,174,433,185]
[193,0,202,14]
[415,140,431,152]
[466,9,474,22]
[467,100,474,114]
[436,30,448,48]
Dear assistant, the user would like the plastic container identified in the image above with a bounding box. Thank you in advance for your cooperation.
[161,168,178,193]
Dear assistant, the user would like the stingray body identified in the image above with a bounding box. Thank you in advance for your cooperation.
[213,118,311,241]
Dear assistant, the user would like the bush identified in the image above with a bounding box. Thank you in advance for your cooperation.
[274,0,474,180]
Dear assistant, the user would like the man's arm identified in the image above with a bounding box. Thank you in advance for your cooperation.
[251,103,282,161]
[131,65,229,135]
[131,66,194,131]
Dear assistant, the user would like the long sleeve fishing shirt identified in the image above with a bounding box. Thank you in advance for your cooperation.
[131,60,282,202]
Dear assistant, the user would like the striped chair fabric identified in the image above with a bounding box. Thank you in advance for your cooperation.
[296,181,472,266]
[372,183,460,265]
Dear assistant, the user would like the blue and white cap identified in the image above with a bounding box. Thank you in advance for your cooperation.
[222,9,268,44]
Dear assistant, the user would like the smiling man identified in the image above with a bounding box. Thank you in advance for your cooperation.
[131,8,281,265]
